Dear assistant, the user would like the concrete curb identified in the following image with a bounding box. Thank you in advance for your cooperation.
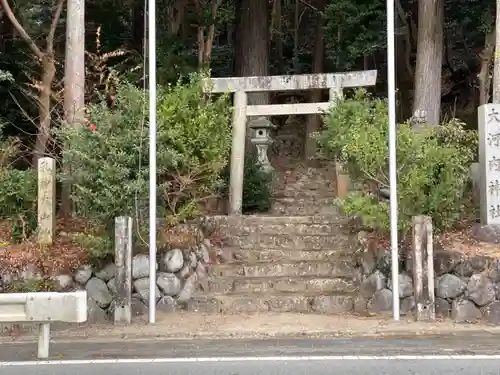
[2,327,500,345]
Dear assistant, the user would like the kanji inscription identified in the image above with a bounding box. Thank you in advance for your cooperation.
[479,104,500,224]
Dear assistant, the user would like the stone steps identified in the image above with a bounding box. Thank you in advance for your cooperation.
[209,214,344,227]
[210,214,352,250]
[270,197,339,216]
[187,293,355,314]
[224,234,350,250]
[207,260,354,278]
[217,221,346,236]
[272,189,337,199]
[193,162,355,315]
[206,275,357,294]
[233,248,351,262]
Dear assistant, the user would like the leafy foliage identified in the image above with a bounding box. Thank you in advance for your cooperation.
[57,74,232,228]
[0,125,37,242]
[324,0,386,70]
[70,232,113,260]
[220,155,274,214]
[316,89,477,234]
[5,277,56,293]
[241,157,273,214]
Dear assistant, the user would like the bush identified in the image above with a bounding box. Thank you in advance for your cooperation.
[57,73,232,228]
[70,232,113,260]
[220,155,273,214]
[5,278,56,293]
[316,89,477,234]
[0,125,37,242]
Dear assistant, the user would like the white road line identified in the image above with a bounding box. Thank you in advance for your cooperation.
[2,355,500,366]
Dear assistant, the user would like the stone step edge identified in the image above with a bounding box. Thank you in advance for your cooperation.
[272,196,337,201]
[191,291,358,298]
[222,246,354,253]
[207,275,356,282]
[209,259,353,267]
[208,259,353,267]
[204,215,346,225]
[219,232,352,238]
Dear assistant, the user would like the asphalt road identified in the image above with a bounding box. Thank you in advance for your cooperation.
[2,336,500,375]
[2,357,500,375]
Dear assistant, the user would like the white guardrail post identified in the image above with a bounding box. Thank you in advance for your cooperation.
[0,290,87,358]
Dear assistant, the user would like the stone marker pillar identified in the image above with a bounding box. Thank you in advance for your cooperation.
[229,90,248,215]
[478,104,500,225]
[471,104,500,242]
[411,215,435,321]
[37,157,56,245]
[114,216,133,324]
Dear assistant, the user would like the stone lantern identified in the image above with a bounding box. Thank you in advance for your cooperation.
[249,117,276,172]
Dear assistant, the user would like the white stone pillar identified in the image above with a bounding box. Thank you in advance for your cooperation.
[37,157,56,245]
[229,91,248,215]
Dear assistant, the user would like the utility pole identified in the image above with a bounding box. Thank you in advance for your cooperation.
[62,0,85,215]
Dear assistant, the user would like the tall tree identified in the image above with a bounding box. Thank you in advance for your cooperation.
[62,0,85,215]
[494,0,500,103]
[194,0,223,68]
[233,0,269,106]
[0,0,65,163]
[412,0,444,126]
[305,0,327,161]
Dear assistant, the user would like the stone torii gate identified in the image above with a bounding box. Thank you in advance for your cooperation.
[203,70,378,215]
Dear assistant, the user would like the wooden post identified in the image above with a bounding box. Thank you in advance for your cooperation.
[37,157,56,245]
[426,217,435,319]
[411,215,435,321]
[470,162,480,206]
[229,90,247,215]
[37,322,50,359]
[114,216,133,324]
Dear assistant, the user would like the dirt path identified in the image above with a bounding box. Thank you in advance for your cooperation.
[2,312,500,343]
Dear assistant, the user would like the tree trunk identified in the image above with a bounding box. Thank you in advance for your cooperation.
[479,30,495,106]
[131,0,144,51]
[293,0,300,73]
[1,0,65,164]
[234,0,269,106]
[270,0,283,73]
[195,0,222,69]
[412,0,444,127]
[61,0,85,216]
[493,0,500,103]
[305,0,326,161]
[32,57,56,163]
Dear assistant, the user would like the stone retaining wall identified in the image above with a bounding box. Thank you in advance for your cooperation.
[353,231,500,324]
[3,222,500,326]
[0,225,215,324]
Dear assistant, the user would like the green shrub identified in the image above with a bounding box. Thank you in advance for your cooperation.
[57,73,232,228]
[70,232,113,260]
[220,155,273,214]
[0,126,37,242]
[6,278,56,292]
[316,89,477,234]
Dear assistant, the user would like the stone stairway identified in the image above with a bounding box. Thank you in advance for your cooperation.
[190,162,358,314]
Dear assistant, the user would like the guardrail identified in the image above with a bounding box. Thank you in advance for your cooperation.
[0,290,87,358]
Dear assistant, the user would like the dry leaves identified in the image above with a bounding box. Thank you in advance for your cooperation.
[0,217,95,277]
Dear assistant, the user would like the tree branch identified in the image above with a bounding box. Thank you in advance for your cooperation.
[193,0,202,16]
[46,0,65,54]
[0,0,44,59]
